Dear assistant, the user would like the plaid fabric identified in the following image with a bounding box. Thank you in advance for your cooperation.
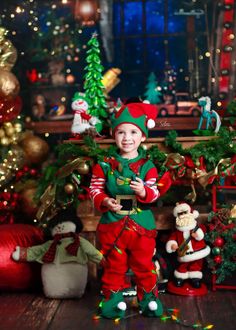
[42,232,80,263]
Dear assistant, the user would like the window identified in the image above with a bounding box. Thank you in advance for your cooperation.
[113,0,208,99]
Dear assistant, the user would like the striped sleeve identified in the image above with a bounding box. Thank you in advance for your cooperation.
[89,163,109,212]
[137,166,160,203]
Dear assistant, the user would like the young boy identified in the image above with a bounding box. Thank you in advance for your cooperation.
[89,102,163,319]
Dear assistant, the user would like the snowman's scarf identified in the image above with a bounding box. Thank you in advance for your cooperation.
[42,232,80,263]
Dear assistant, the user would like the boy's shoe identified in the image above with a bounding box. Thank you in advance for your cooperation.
[99,291,127,319]
[139,292,163,317]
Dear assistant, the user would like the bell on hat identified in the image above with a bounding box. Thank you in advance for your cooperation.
[111,102,158,137]
[173,202,199,219]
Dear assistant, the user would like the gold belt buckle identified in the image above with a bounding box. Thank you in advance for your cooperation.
[116,195,137,215]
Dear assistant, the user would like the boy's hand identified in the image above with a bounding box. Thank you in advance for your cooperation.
[102,197,123,212]
[130,177,146,198]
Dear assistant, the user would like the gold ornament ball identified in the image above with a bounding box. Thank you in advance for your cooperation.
[77,161,90,175]
[20,187,38,219]
[0,128,5,138]
[64,183,75,195]
[1,136,10,146]
[21,135,49,164]
[5,126,15,137]
[0,69,20,99]
[14,122,22,133]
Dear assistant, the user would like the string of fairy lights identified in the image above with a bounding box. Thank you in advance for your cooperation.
[0,0,86,62]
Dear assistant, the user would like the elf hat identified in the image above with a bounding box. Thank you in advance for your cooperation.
[173,202,199,219]
[111,102,158,137]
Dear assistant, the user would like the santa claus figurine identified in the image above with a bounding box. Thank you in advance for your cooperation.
[71,92,100,137]
[166,202,210,295]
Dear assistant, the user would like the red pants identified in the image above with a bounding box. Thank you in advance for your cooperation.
[176,259,203,279]
[98,222,157,300]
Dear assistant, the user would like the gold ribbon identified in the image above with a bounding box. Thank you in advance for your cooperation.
[56,157,82,178]
[196,158,231,188]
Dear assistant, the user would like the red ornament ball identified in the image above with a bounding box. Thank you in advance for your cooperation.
[0,95,22,123]
[213,237,225,247]
[214,255,223,264]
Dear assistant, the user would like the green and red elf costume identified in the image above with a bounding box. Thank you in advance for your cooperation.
[89,102,164,319]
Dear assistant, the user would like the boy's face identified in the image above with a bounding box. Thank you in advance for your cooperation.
[114,123,146,158]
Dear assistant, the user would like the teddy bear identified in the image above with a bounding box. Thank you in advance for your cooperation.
[12,208,104,299]
[166,202,210,289]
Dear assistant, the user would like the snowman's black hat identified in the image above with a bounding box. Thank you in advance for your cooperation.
[47,208,83,234]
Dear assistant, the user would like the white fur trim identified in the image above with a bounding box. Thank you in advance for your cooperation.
[188,271,202,279]
[148,301,157,311]
[147,119,155,129]
[143,100,150,104]
[166,240,178,253]
[192,210,199,219]
[173,203,191,217]
[195,228,204,241]
[117,302,127,311]
[178,245,210,262]
[174,270,189,279]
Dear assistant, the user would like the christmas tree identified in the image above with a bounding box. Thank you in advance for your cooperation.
[144,72,162,104]
[83,33,108,132]
[0,28,49,224]
[205,207,236,283]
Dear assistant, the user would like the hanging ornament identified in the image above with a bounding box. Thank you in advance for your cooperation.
[0,69,20,99]
[64,183,75,195]
[213,255,223,264]
[0,95,22,123]
[213,237,225,247]
[19,187,38,219]
[212,247,221,256]
[77,161,90,175]
[20,133,49,165]
[74,0,100,26]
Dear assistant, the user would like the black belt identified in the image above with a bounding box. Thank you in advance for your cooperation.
[116,195,152,215]
[185,248,205,255]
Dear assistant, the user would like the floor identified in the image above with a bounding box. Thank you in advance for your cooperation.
[0,283,235,330]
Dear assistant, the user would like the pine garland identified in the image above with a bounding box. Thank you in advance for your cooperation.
[205,209,236,283]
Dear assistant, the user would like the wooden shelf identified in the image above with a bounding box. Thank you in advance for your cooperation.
[25,117,201,134]
[25,120,72,134]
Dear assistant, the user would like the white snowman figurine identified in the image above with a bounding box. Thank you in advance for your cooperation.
[71,92,100,136]
[12,209,104,299]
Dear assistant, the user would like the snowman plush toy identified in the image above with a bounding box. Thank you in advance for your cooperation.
[71,92,100,137]
[12,208,104,299]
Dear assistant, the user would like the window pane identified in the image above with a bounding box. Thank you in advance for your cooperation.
[124,2,143,35]
[168,0,186,33]
[146,38,165,75]
[123,73,144,98]
[124,38,144,70]
[113,39,123,68]
[168,37,188,69]
[146,0,164,33]
[113,2,121,36]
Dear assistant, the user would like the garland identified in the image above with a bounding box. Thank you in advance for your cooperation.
[35,128,236,224]
[205,207,236,283]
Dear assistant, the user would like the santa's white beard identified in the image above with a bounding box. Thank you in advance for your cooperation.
[176,213,195,227]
